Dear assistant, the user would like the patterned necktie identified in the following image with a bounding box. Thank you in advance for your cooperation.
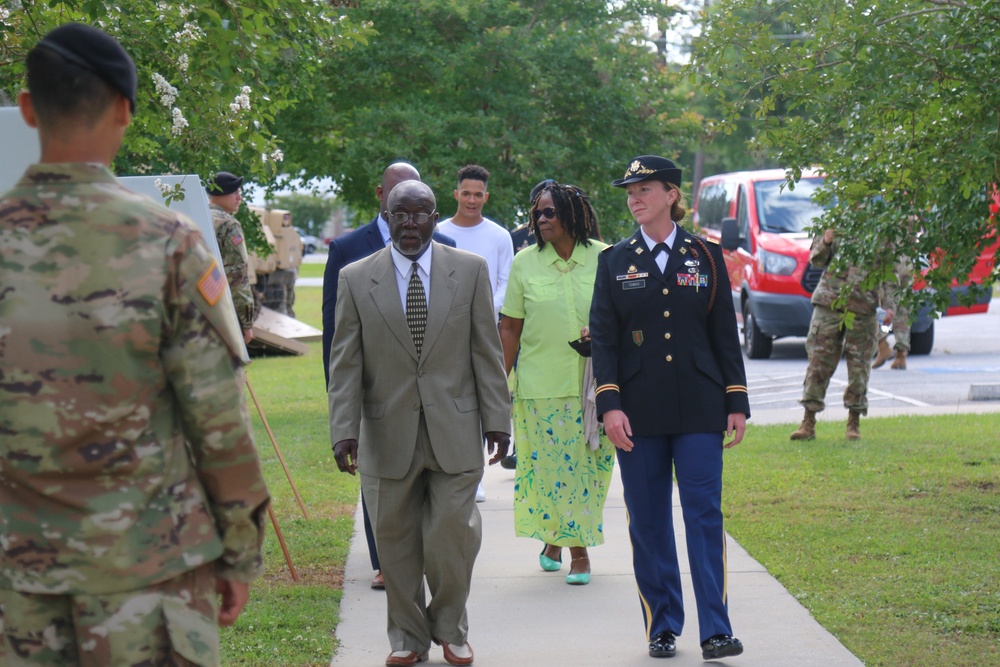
[652,242,669,273]
[406,263,427,355]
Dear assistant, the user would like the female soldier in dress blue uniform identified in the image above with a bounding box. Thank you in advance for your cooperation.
[589,155,749,661]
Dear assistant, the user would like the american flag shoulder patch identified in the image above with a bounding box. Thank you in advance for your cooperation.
[197,261,226,306]
[230,234,243,246]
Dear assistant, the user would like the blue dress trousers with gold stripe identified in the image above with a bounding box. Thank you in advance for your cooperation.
[589,226,750,643]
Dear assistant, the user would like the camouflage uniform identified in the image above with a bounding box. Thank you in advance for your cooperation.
[801,233,894,414]
[0,164,270,666]
[878,257,912,352]
[210,203,256,333]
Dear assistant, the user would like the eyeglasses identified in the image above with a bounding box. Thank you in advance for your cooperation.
[389,210,436,225]
[532,207,557,222]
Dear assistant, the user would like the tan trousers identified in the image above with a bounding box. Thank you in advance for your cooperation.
[361,414,483,653]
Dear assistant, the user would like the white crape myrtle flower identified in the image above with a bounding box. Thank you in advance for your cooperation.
[230,86,252,114]
[0,8,11,21]
[178,54,189,74]
[171,107,189,136]
[154,178,173,196]
[174,22,204,43]
[152,73,178,107]
[270,149,284,162]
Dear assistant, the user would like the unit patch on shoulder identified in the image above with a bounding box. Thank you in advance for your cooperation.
[197,261,226,306]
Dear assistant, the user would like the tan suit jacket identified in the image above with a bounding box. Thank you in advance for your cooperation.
[328,242,511,479]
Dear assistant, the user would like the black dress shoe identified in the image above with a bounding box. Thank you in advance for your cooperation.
[500,454,517,469]
[649,631,677,658]
[701,634,743,660]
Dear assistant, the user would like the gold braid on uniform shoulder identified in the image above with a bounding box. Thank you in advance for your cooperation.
[726,385,749,394]
[595,383,619,396]
[686,233,718,314]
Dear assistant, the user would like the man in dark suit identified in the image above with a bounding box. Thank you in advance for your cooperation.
[321,162,455,590]
[329,180,511,667]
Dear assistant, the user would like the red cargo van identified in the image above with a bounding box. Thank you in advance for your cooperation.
[691,169,994,359]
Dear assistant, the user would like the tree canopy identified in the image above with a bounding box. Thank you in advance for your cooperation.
[692,0,999,310]
[279,0,701,240]
[1,0,372,250]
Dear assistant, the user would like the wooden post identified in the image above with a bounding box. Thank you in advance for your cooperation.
[267,504,298,582]
[245,375,309,519]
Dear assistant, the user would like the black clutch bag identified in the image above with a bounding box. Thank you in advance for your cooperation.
[568,336,591,357]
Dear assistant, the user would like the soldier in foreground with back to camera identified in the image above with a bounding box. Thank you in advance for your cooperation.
[790,227,897,441]
[207,170,257,345]
[0,23,270,666]
[590,155,748,661]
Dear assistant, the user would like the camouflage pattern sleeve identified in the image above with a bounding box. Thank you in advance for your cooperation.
[165,223,270,582]
[211,208,255,332]
[809,232,835,268]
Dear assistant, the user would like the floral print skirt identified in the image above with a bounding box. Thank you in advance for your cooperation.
[512,396,615,547]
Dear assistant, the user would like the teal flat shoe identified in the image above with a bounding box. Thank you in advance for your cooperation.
[539,547,562,572]
[566,556,590,585]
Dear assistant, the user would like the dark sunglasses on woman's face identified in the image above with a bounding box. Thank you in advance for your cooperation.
[533,206,557,222]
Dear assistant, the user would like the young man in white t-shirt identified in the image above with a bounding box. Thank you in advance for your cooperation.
[437,164,514,318]
[437,164,515,501]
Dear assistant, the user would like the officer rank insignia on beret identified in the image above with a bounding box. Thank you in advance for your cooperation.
[198,261,226,306]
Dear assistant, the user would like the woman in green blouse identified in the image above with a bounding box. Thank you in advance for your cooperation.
[498,182,615,585]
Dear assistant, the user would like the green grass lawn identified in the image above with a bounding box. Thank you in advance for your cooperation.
[724,419,1000,667]
[226,286,1000,666]
[297,263,325,280]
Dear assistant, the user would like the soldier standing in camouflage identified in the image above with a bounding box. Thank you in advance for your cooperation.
[207,171,256,344]
[0,23,270,666]
[791,228,895,441]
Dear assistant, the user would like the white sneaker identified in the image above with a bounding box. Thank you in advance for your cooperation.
[475,481,486,503]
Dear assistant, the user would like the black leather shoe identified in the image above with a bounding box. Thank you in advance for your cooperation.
[500,454,517,469]
[701,634,743,660]
[649,631,677,658]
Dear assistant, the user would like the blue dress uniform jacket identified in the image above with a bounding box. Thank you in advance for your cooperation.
[590,226,750,434]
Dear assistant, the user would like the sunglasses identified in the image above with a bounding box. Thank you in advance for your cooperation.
[532,206,557,222]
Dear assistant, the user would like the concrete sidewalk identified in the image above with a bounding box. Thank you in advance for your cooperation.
[332,406,993,666]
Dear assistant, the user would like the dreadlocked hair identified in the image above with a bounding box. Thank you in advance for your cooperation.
[530,182,602,249]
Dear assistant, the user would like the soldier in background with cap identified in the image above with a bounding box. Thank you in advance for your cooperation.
[0,23,270,666]
[208,171,256,344]
[590,155,748,661]
[789,227,896,441]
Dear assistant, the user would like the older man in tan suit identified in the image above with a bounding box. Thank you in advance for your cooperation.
[329,180,511,667]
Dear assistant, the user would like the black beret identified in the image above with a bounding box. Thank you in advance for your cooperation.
[207,172,244,196]
[529,178,555,204]
[611,155,682,188]
[36,23,137,113]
